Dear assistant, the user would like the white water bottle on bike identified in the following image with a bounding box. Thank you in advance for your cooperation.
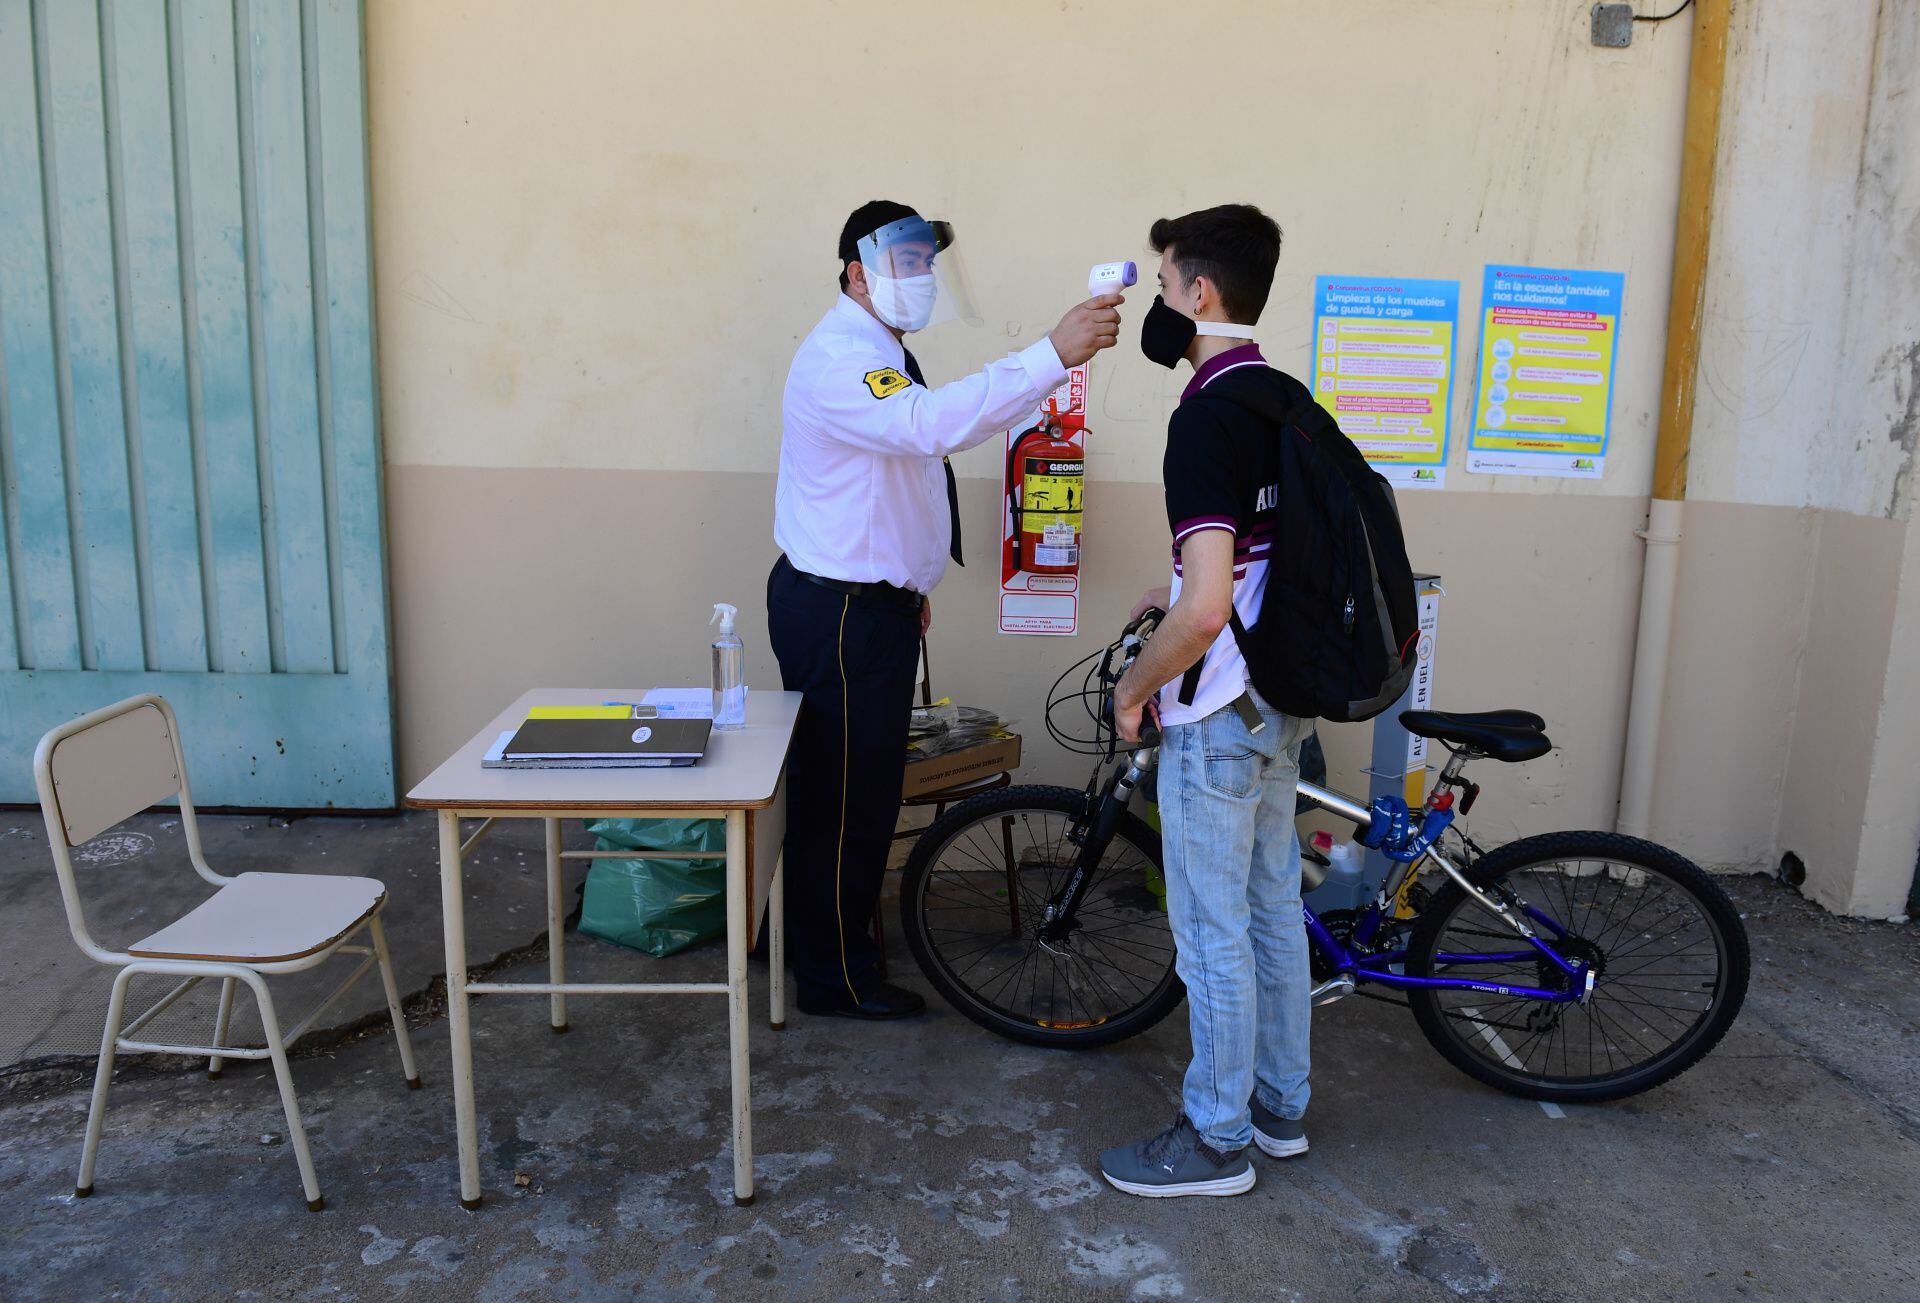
[1324,839,1364,897]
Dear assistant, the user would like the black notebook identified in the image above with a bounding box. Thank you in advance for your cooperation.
[492,717,712,768]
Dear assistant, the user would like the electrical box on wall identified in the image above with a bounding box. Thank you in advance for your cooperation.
[1591,3,1635,47]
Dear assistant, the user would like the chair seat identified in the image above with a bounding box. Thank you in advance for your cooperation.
[127,872,386,963]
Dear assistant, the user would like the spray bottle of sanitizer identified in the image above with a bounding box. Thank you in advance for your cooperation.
[710,603,747,730]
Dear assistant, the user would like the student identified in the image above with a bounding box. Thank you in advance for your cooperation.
[768,200,1122,1020]
[1099,204,1309,1197]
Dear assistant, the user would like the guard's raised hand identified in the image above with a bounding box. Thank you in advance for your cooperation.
[1049,292,1125,368]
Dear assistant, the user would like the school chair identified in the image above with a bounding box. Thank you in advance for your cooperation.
[33,694,419,1211]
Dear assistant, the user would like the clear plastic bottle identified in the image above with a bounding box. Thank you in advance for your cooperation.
[1324,839,1364,894]
[1311,838,1368,910]
[710,603,746,730]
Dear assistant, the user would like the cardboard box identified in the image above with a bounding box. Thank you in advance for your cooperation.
[902,734,1022,799]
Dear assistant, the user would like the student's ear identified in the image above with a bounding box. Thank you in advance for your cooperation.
[1190,274,1218,318]
[846,260,870,296]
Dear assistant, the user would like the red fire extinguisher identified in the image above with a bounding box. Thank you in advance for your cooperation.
[1007,407,1084,576]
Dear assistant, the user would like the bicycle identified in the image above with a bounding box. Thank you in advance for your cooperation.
[899,609,1750,1103]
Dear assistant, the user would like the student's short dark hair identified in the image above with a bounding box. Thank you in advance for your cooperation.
[838,199,920,291]
[1148,204,1283,323]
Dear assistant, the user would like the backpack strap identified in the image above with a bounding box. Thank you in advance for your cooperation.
[1175,610,1252,707]
[1173,369,1307,709]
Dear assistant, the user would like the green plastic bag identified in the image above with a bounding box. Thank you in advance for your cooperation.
[578,817,727,956]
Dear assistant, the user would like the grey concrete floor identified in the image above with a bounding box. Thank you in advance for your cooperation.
[0,810,1916,1300]
[0,810,591,1066]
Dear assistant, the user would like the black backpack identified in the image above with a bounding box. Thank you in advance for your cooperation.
[1177,370,1419,723]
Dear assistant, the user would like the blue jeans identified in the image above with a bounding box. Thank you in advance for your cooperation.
[1157,693,1312,1151]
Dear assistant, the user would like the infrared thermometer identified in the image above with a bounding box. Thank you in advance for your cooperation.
[1088,260,1138,297]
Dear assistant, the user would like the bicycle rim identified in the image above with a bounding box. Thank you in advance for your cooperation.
[1410,837,1745,1099]
[904,790,1180,1045]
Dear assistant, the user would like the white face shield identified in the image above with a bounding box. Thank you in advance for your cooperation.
[854,216,982,332]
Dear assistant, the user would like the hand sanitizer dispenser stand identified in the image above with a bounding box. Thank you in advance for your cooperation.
[1303,573,1443,914]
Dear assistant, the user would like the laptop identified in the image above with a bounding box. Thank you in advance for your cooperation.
[489,716,713,768]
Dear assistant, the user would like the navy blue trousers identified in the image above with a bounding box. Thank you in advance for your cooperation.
[765,557,920,1009]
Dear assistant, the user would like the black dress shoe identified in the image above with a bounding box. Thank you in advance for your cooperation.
[797,982,926,1020]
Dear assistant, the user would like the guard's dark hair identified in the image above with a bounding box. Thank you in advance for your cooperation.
[839,199,920,291]
[1148,204,1283,322]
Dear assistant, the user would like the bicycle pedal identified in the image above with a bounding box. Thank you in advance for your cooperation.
[1310,976,1356,1006]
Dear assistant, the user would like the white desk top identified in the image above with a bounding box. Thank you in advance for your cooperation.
[405,689,803,812]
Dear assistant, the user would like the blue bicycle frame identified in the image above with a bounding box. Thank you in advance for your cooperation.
[1295,779,1593,1005]
[1302,903,1586,1003]
[1065,608,1594,1009]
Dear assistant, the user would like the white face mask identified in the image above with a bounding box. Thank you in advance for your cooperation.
[868,272,938,332]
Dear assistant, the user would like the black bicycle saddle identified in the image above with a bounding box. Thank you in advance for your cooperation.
[1399,710,1552,762]
[1425,708,1545,732]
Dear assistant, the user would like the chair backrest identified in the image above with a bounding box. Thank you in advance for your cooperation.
[33,695,206,961]
[41,698,181,844]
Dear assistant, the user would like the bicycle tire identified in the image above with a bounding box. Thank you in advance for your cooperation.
[900,784,1185,1049]
[1405,831,1749,1103]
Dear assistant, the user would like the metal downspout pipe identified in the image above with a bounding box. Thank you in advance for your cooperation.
[1617,0,1732,839]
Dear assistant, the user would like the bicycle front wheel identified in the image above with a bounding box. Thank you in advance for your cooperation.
[899,785,1184,1049]
[1406,831,1749,1103]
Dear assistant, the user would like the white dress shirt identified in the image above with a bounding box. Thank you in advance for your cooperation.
[774,294,1068,593]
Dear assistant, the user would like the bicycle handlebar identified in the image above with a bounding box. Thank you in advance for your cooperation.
[1113,608,1165,752]
[1043,608,1170,758]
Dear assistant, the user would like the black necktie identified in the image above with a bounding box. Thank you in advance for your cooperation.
[902,348,963,567]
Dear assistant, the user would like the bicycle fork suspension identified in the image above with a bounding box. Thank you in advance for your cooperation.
[1038,748,1155,949]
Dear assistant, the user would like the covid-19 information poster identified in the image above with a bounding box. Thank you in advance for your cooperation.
[1310,276,1460,491]
[1467,264,1625,479]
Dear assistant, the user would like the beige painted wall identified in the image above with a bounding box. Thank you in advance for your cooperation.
[367,0,1689,488]
[1854,509,1920,916]
[387,466,1647,844]
[364,0,1919,910]
[1773,512,1907,909]
[1648,501,1818,871]
[1662,0,1920,913]
[1689,0,1920,516]
[367,0,1690,809]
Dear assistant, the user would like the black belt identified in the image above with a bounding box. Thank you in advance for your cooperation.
[780,557,924,612]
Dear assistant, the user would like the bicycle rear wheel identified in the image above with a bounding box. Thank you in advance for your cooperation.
[899,785,1184,1049]
[1406,831,1749,1103]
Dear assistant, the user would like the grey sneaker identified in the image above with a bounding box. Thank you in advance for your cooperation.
[1099,1117,1255,1198]
[1250,1094,1308,1158]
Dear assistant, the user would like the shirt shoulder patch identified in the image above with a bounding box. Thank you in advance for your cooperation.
[863,367,912,399]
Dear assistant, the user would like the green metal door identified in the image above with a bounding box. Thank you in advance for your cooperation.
[0,0,393,807]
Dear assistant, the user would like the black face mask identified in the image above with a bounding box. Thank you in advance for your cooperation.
[1139,295,1194,369]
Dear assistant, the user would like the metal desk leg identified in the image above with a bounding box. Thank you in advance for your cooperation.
[439,811,482,1208]
[545,818,568,1033]
[725,808,754,1205]
[769,853,786,1031]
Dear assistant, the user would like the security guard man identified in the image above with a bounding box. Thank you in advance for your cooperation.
[769,200,1123,1019]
